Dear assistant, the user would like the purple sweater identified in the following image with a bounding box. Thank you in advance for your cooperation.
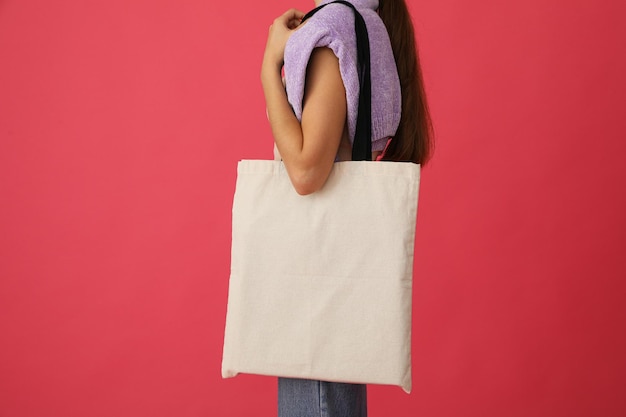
[283,0,401,152]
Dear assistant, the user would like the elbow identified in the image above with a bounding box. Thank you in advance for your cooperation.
[289,169,325,196]
[284,154,335,195]
[292,177,321,196]
[294,185,318,196]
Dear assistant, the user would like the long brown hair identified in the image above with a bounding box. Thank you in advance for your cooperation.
[378,0,433,164]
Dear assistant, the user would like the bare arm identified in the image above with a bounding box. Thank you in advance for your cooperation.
[262,10,347,195]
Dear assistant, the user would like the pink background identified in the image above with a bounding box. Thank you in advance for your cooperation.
[1,0,625,416]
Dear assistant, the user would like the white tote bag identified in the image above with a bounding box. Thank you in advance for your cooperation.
[222,1,420,393]
[222,159,420,392]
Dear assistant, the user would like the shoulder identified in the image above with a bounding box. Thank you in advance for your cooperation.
[285,5,357,76]
[310,3,358,29]
[290,4,357,46]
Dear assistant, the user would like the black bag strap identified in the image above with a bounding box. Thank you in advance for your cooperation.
[301,1,372,161]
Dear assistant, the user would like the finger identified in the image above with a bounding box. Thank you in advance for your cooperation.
[292,9,305,20]
[271,9,304,32]
[281,8,305,24]
[288,9,306,29]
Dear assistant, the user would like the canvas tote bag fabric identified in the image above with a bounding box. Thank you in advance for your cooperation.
[221,1,420,393]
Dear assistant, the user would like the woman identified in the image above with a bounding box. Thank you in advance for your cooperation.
[262,0,432,415]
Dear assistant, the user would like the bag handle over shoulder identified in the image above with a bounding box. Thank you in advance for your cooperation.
[301,1,372,162]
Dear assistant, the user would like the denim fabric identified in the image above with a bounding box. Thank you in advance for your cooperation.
[278,378,367,417]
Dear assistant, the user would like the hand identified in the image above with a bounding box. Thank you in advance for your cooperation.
[263,9,305,70]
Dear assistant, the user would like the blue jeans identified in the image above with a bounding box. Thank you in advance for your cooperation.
[278,378,367,417]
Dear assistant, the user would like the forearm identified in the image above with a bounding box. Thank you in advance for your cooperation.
[261,62,305,165]
[261,10,345,194]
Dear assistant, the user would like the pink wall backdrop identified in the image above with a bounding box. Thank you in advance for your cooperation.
[1,0,625,416]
